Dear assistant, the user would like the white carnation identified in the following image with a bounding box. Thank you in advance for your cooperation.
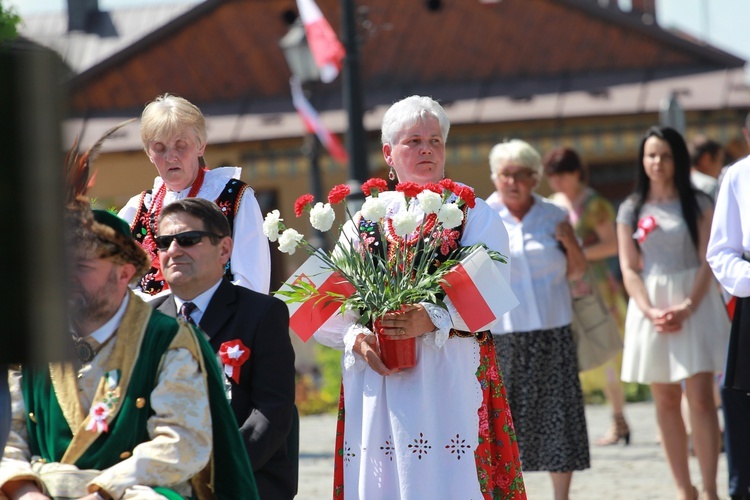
[437,203,463,229]
[360,198,387,221]
[416,190,442,214]
[262,210,283,242]
[278,228,304,255]
[309,202,335,232]
[391,211,421,236]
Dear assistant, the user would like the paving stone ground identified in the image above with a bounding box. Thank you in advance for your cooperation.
[297,401,728,499]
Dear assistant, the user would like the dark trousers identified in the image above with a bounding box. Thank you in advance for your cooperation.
[724,294,750,498]
[723,386,750,498]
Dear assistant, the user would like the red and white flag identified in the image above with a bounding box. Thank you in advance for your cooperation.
[290,78,349,164]
[295,0,345,83]
[441,247,519,332]
[280,253,356,342]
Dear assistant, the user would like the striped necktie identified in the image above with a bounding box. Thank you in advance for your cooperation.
[179,301,197,326]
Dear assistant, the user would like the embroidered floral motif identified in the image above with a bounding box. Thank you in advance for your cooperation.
[408,433,432,460]
[380,437,396,461]
[435,228,461,256]
[217,200,232,215]
[333,385,345,500]
[343,441,356,464]
[474,341,526,499]
[85,370,121,434]
[445,434,471,460]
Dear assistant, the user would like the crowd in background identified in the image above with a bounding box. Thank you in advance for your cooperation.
[1,94,748,500]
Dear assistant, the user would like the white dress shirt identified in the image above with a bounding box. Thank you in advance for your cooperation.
[707,155,750,297]
[173,279,223,326]
[486,192,573,334]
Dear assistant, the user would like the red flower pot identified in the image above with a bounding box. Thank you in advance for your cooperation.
[373,317,416,370]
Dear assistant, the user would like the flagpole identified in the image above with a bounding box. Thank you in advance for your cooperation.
[340,0,369,185]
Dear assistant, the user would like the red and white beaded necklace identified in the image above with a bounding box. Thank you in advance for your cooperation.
[147,167,207,238]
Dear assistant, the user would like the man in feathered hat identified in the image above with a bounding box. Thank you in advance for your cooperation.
[0,196,259,499]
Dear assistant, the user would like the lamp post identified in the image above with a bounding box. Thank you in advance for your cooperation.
[659,91,686,135]
[340,0,369,185]
[280,21,325,248]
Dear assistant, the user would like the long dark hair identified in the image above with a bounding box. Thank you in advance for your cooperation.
[629,126,704,249]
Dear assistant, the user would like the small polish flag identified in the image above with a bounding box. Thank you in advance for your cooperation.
[280,252,356,342]
[296,0,345,83]
[291,77,349,164]
[441,247,519,332]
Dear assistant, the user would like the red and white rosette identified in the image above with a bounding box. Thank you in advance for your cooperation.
[86,402,110,434]
[633,215,658,244]
[219,339,250,384]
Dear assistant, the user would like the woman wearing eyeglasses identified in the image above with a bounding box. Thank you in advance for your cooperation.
[118,93,271,300]
[486,139,590,500]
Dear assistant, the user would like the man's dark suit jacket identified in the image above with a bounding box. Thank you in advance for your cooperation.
[157,278,297,499]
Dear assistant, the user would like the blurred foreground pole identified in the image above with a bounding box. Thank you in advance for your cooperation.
[0,41,69,365]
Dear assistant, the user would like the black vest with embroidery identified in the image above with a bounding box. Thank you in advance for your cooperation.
[130,178,248,295]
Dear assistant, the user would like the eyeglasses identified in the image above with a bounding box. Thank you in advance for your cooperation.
[154,231,221,251]
[497,169,537,183]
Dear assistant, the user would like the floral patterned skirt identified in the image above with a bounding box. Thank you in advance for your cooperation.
[332,332,525,499]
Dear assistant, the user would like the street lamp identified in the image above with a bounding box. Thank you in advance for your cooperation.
[279,20,320,84]
[659,91,686,135]
[280,21,325,248]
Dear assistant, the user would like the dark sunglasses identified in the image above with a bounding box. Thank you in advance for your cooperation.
[154,231,222,251]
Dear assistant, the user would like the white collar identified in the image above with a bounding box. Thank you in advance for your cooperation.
[89,293,129,344]
[172,278,223,322]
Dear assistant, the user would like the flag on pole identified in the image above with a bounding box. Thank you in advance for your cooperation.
[441,247,519,332]
[280,253,356,342]
[295,0,345,83]
[290,77,349,164]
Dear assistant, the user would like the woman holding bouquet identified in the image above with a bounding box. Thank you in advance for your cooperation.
[313,96,526,499]
[616,126,728,500]
[486,139,590,500]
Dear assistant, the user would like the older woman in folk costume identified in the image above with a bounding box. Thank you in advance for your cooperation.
[119,94,270,299]
[314,96,525,499]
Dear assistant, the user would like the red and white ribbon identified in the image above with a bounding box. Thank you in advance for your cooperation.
[86,402,110,434]
[633,215,658,244]
[219,340,250,384]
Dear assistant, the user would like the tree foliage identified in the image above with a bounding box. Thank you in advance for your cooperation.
[0,0,21,43]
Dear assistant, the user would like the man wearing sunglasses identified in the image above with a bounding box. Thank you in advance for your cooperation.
[0,204,257,500]
[154,198,297,500]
